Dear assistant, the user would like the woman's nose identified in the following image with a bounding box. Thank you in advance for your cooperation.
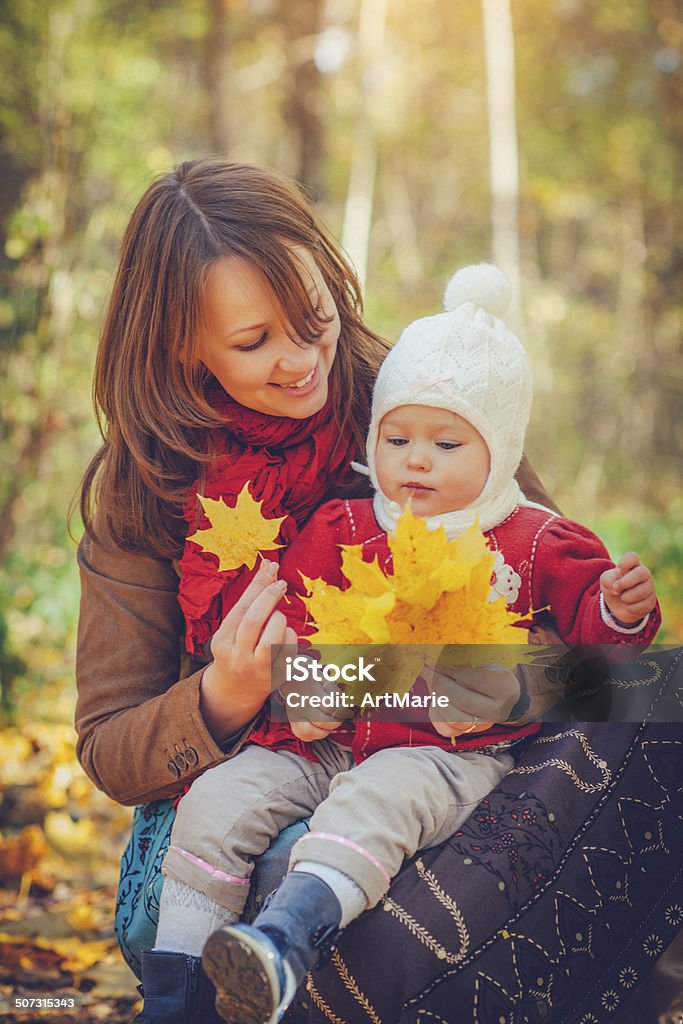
[276,336,317,375]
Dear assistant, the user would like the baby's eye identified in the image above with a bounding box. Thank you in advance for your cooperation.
[386,437,408,447]
[237,332,268,352]
[437,441,461,450]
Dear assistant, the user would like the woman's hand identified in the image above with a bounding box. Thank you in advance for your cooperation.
[424,623,577,734]
[200,560,297,741]
[423,662,521,734]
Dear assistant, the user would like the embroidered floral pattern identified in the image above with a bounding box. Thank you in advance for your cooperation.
[665,904,683,927]
[618,966,638,989]
[642,933,664,958]
[450,791,563,911]
[114,798,175,979]
[601,990,619,1012]
[488,551,522,604]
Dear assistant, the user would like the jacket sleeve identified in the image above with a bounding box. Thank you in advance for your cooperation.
[530,517,661,648]
[75,526,246,806]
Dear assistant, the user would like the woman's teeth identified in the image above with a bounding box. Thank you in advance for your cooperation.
[280,367,315,389]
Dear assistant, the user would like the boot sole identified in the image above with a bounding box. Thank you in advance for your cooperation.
[203,926,280,1024]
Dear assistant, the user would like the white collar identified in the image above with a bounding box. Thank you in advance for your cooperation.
[371,478,522,539]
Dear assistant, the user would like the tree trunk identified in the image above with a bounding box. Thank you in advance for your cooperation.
[280,0,325,196]
[383,170,424,292]
[481,0,521,319]
[0,7,80,562]
[341,0,388,292]
[204,0,232,154]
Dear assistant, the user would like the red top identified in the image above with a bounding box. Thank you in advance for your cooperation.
[250,499,660,762]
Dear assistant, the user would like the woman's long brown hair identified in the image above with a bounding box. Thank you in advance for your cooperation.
[79,159,388,557]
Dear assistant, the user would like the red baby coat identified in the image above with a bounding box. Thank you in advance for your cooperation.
[249,499,660,762]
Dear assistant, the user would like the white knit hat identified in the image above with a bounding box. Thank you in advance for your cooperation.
[365,264,533,537]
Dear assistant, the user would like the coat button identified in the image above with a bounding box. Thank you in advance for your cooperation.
[184,745,199,767]
[545,666,569,685]
[174,751,187,772]
[167,760,181,778]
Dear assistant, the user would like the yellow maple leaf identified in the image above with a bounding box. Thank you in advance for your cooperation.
[187,484,286,572]
[302,509,528,702]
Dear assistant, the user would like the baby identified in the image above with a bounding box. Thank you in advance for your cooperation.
[157,265,661,1024]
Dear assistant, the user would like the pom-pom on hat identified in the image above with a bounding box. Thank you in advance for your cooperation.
[366,263,533,537]
[443,262,512,318]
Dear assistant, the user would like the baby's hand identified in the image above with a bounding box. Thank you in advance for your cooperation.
[289,714,344,743]
[600,551,656,626]
[284,672,353,743]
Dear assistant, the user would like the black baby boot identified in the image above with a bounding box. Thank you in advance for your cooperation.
[202,871,342,1024]
[132,949,224,1024]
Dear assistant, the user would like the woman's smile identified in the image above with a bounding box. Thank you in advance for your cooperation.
[271,362,320,394]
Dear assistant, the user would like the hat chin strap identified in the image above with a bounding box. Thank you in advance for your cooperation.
[371,477,522,540]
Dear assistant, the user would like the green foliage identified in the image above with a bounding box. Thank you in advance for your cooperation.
[591,501,683,643]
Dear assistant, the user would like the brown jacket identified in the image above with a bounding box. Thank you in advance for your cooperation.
[75,455,560,806]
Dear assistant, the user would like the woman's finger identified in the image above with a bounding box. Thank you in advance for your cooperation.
[271,625,299,682]
[256,608,287,646]
[424,661,513,697]
[232,580,288,653]
[212,560,279,644]
[425,676,494,719]
[425,663,520,721]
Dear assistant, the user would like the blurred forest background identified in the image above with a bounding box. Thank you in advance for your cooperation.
[0,0,682,1018]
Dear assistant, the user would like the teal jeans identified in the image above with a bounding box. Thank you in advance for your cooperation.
[114,798,308,980]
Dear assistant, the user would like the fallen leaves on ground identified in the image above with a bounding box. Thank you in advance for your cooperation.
[0,721,140,1022]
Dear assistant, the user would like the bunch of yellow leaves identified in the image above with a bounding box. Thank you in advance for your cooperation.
[301,509,529,704]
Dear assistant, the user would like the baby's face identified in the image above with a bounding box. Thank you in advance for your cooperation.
[375,405,490,517]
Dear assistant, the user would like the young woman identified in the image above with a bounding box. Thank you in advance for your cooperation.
[76,160,673,1024]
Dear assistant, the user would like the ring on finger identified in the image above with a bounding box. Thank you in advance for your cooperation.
[462,711,478,734]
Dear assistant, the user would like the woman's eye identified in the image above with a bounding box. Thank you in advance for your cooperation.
[304,302,324,321]
[237,332,268,352]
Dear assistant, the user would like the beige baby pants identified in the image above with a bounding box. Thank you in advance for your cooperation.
[162,739,513,914]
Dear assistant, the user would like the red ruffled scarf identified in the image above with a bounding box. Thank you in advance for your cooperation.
[178,386,358,656]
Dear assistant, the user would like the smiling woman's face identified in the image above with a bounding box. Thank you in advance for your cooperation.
[193,247,340,418]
